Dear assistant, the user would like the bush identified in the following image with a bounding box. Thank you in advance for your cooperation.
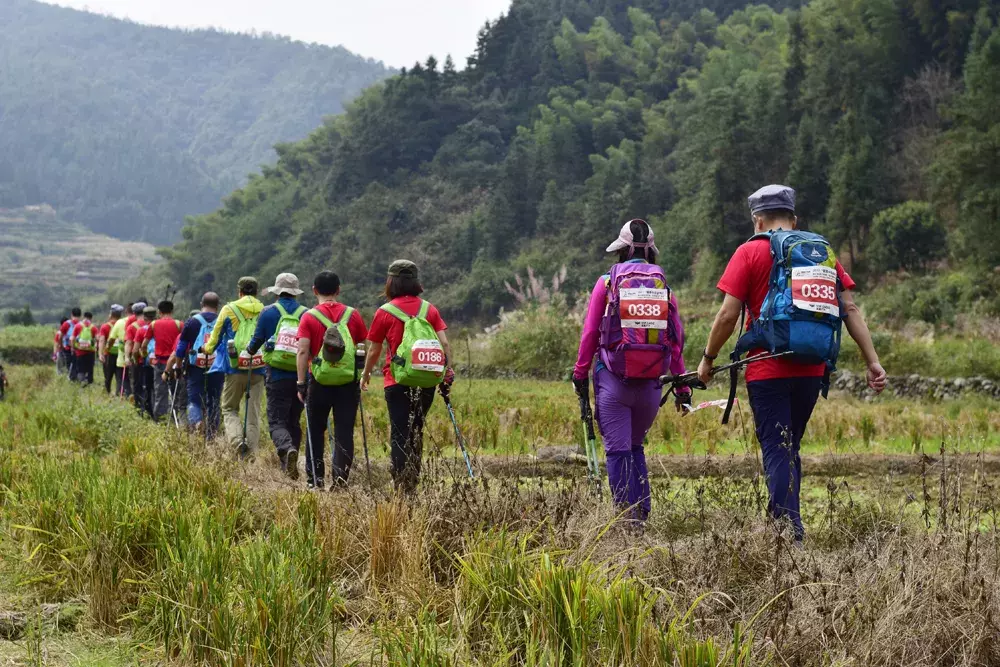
[486,300,581,379]
[868,202,946,273]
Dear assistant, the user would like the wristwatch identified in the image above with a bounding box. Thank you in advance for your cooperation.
[703,350,718,361]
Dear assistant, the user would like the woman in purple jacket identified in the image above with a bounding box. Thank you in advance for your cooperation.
[573,219,690,525]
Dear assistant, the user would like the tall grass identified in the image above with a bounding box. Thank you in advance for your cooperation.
[1,366,999,665]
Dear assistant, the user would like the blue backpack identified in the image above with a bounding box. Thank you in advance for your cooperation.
[733,230,844,379]
[187,314,217,369]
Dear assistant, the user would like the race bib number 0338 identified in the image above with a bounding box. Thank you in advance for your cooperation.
[791,266,839,316]
[410,339,446,373]
[619,287,670,329]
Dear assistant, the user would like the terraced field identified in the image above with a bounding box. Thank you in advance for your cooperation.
[0,206,158,322]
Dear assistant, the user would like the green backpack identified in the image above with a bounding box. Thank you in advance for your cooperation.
[230,306,264,370]
[308,307,356,386]
[263,303,306,371]
[74,324,94,352]
[381,301,445,388]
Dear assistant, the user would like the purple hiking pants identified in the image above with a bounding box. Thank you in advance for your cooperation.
[594,368,660,521]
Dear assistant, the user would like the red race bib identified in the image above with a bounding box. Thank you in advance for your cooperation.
[410,339,445,373]
[619,287,670,329]
[193,353,216,369]
[236,352,265,369]
[791,266,839,316]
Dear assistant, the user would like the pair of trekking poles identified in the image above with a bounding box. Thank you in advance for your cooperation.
[298,344,475,490]
[576,351,793,486]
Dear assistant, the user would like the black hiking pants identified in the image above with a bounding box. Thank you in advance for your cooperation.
[265,376,303,458]
[385,384,435,494]
[75,353,95,385]
[305,380,359,488]
[103,353,118,393]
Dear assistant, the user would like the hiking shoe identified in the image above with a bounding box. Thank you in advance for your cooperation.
[307,481,324,491]
[285,449,299,481]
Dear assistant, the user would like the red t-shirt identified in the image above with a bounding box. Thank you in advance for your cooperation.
[71,321,98,356]
[125,320,142,343]
[143,319,182,364]
[717,238,856,383]
[297,302,368,362]
[59,318,79,350]
[99,322,112,340]
[366,297,447,387]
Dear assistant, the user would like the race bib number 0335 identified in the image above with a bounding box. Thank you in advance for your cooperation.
[619,287,670,329]
[410,339,446,373]
[791,266,839,316]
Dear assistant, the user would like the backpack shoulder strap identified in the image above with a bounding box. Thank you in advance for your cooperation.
[193,314,207,328]
[381,303,410,322]
[307,308,335,330]
[336,306,354,325]
[274,303,288,319]
[292,305,307,318]
[417,300,430,319]
[174,319,182,330]
[231,304,246,325]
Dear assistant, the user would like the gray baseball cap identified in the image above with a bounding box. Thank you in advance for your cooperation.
[748,184,795,215]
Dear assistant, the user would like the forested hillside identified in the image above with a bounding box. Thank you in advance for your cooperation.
[0,0,390,244]
[163,0,996,320]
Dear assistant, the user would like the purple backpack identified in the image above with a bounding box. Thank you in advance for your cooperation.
[598,262,675,380]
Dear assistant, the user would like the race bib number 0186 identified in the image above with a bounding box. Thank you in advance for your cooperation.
[410,339,445,373]
[619,287,670,329]
[791,266,839,316]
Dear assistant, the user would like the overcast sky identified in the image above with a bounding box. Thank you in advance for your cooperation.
[48,0,513,68]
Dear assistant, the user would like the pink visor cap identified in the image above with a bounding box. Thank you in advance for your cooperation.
[605,219,659,256]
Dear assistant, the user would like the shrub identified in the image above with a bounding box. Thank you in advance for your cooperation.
[486,301,581,378]
[868,201,946,274]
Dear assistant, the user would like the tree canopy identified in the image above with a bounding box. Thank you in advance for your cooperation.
[158,0,994,318]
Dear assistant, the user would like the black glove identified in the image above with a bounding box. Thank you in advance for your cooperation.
[573,376,589,400]
[675,390,692,413]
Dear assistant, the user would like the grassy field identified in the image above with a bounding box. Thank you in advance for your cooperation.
[0,366,999,665]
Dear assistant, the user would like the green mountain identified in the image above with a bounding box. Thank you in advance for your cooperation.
[0,0,391,244]
[156,0,994,321]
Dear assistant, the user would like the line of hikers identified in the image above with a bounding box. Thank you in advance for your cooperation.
[55,261,454,493]
[51,183,887,538]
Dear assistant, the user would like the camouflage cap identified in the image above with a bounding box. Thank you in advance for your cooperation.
[142,306,157,317]
[237,276,259,294]
[387,259,418,278]
[322,326,346,364]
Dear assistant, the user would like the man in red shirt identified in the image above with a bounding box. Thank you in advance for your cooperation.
[698,185,886,540]
[126,306,156,418]
[145,300,184,423]
[97,304,124,394]
[59,308,81,380]
[361,260,453,494]
[295,271,368,489]
[71,311,99,385]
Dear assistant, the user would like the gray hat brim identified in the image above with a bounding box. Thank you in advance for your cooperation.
[265,286,304,296]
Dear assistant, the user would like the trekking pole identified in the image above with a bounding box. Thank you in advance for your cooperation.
[167,373,181,429]
[355,344,372,489]
[439,387,474,480]
[576,384,601,489]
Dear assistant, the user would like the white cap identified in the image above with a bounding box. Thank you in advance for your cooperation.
[606,219,659,256]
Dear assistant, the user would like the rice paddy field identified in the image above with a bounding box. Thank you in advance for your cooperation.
[0,361,999,667]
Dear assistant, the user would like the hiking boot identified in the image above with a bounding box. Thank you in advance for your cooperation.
[307,480,324,491]
[284,449,299,481]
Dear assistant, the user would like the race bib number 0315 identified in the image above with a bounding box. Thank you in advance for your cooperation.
[619,287,670,329]
[274,326,298,354]
[410,339,445,373]
[791,266,839,316]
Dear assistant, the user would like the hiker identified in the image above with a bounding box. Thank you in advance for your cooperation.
[98,304,125,394]
[53,318,68,375]
[165,293,223,438]
[697,185,887,541]
[244,273,309,479]
[361,260,452,494]
[573,219,689,527]
[146,301,184,423]
[71,311,99,386]
[294,271,368,489]
[126,306,156,418]
[203,277,266,459]
[58,308,81,380]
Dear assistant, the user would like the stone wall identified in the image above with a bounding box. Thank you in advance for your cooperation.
[833,370,1000,401]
